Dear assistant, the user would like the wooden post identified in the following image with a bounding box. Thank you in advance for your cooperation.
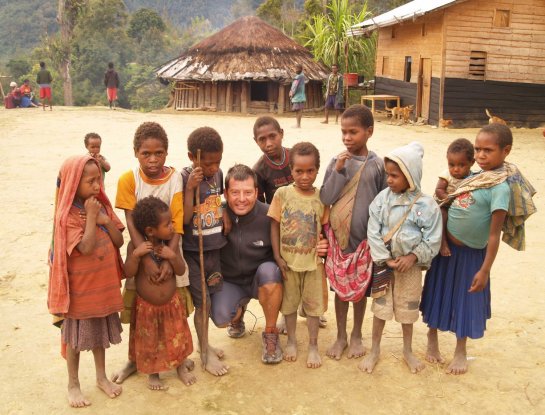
[198,83,205,109]
[241,82,248,114]
[226,83,232,112]
[278,83,285,114]
[211,82,218,110]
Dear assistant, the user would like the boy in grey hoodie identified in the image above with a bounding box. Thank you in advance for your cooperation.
[360,141,441,374]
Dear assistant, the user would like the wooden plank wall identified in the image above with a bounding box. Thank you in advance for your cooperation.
[429,77,441,125]
[444,0,545,84]
[375,14,444,82]
[443,77,545,127]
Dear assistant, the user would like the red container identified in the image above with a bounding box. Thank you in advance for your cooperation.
[344,73,358,87]
[4,95,14,109]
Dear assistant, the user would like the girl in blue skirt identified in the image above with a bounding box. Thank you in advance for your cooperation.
[420,124,513,375]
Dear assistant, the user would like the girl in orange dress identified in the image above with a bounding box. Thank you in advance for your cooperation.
[125,196,194,391]
[48,155,125,407]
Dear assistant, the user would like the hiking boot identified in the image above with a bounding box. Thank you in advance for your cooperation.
[227,319,245,338]
[261,331,282,364]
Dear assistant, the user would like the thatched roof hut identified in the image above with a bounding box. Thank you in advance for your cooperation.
[156,16,329,113]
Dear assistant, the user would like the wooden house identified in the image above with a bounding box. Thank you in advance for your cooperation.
[156,16,329,114]
[351,0,545,127]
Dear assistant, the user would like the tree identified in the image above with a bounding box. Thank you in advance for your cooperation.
[127,8,166,42]
[256,0,283,27]
[304,0,375,77]
[56,0,87,106]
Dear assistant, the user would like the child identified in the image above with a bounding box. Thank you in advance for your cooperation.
[182,126,228,376]
[360,142,442,374]
[124,196,194,390]
[268,142,329,368]
[421,124,535,375]
[113,121,193,384]
[252,116,293,203]
[251,116,327,331]
[84,132,111,182]
[434,138,474,256]
[48,155,124,407]
[320,104,387,361]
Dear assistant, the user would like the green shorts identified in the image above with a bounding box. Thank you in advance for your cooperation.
[281,263,328,316]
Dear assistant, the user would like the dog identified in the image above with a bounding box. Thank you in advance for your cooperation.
[485,109,507,125]
[387,104,414,124]
[439,118,453,128]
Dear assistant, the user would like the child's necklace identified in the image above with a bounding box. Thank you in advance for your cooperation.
[148,239,164,265]
[265,147,286,166]
[204,175,223,207]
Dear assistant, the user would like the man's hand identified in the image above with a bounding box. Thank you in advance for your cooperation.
[316,233,328,257]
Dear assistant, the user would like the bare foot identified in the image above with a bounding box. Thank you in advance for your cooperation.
[358,349,380,373]
[204,348,229,376]
[426,332,445,364]
[347,335,366,359]
[326,338,347,360]
[209,345,224,360]
[277,316,287,335]
[447,351,468,375]
[404,350,425,373]
[111,361,136,384]
[177,361,197,386]
[148,374,168,391]
[284,340,297,362]
[97,377,122,398]
[320,120,328,124]
[307,344,322,368]
[68,384,91,408]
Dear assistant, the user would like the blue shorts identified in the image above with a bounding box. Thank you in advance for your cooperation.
[325,94,343,110]
[210,262,282,326]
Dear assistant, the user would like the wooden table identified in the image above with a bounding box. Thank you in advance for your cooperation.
[360,94,400,114]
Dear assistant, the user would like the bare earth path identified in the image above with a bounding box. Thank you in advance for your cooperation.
[0,106,543,414]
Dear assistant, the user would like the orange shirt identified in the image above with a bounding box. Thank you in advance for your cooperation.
[65,206,124,319]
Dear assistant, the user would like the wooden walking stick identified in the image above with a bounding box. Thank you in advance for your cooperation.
[196,149,208,367]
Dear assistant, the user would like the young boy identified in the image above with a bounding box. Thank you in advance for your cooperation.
[268,142,329,368]
[361,141,442,374]
[182,126,228,376]
[84,132,111,181]
[252,116,327,332]
[252,116,293,203]
[112,121,193,384]
[320,104,387,361]
[36,61,53,110]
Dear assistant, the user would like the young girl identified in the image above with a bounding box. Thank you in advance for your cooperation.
[320,104,387,361]
[124,196,194,390]
[434,138,475,256]
[48,155,125,407]
[420,124,513,375]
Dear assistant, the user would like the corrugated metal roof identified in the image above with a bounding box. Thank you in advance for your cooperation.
[350,0,466,35]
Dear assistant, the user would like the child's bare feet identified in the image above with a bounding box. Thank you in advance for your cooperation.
[97,376,122,398]
[347,335,366,358]
[284,339,298,362]
[307,344,321,368]
[68,384,91,408]
[209,345,224,360]
[358,348,380,373]
[277,315,287,335]
[447,350,468,375]
[425,330,445,364]
[177,359,197,386]
[403,350,425,373]
[148,374,168,391]
[204,346,229,376]
[111,361,136,384]
[440,240,451,256]
[326,338,347,360]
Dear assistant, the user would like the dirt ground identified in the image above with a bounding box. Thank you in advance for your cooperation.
[0,106,543,415]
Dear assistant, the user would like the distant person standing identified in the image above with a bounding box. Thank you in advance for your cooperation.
[36,61,53,111]
[104,62,120,109]
[289,64,306,129]
[321,64,344,124]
